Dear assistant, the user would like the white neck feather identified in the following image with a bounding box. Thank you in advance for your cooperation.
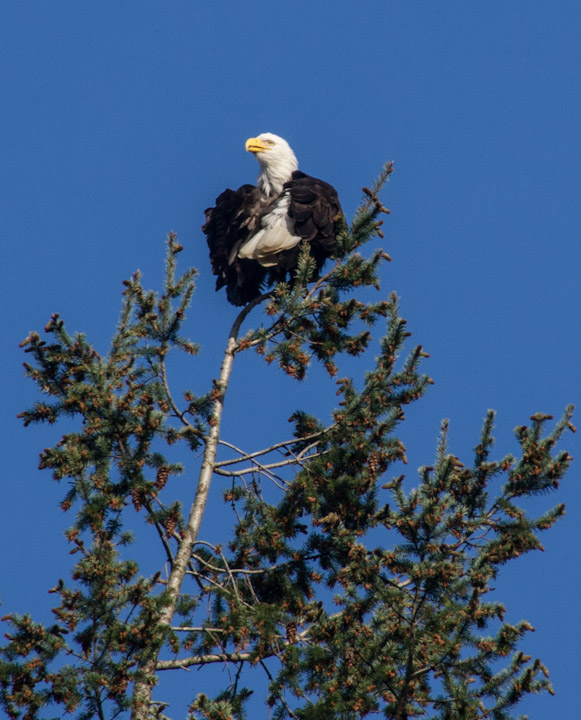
[257,153,298,196]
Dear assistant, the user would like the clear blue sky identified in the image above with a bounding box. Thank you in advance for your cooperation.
[1,2,580,717]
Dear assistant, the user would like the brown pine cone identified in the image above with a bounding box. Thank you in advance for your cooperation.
[155,466,169,491]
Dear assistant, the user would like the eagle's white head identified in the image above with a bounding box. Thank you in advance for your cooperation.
[245,132,299,196]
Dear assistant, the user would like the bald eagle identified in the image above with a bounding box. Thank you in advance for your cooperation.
[203,133,343,306]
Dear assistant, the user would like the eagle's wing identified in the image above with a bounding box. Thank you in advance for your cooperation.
[273,171,343,275]
[202,185,269,306]
[287,171,342,251]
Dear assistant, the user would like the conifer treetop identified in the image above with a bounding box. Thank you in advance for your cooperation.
[0,167,574,720]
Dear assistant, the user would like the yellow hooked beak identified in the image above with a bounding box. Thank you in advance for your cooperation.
[245,137,270,153]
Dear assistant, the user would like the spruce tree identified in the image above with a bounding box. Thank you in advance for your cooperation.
[0,165,574,720]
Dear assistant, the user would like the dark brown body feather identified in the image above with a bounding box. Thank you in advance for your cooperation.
[203,171,342,306]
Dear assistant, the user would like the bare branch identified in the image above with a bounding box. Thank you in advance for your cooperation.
[213,450,326,477]
[215,425,334,468]
[156,650,257,671]
[170,626,226,633]
[143,498,175,566]
[160,354,205,437]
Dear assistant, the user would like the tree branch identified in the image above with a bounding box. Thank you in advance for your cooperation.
[131,296,267,718]
[214,425,334,468]
[156,650,256,671]
[213,450,327,477]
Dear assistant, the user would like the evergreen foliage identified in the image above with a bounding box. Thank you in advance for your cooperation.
[1,166,574,720]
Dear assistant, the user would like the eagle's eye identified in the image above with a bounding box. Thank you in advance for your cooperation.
[265,139,275,146]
